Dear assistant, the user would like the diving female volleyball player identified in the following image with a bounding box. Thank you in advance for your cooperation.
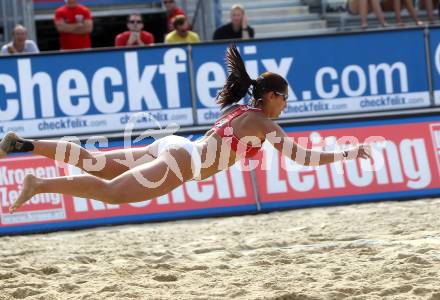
[1,44,371,213]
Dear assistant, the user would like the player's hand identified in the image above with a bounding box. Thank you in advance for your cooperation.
[356,144,372,160]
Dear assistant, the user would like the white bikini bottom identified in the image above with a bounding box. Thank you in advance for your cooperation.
[149,135,202,180]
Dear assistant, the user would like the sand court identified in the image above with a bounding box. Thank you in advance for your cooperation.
[1,198,440,300]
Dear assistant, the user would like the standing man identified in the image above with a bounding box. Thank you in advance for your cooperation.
[165,15,200,44]
[115,13,155,47]
[1,25,39,55]
[54,0,93,50]
[213,4,254,40]
[163,0,186,33]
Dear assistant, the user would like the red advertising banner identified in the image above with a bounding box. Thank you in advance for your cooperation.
[0,156,67,225]
[0,149,257,235]
[254,117,440,209]
[60,160,256,221]
[1,115,440,235]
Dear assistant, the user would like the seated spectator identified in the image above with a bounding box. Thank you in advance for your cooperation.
[115,13,154,47]
[163,0,186,33]
[1,24,39,55]
[54,0,93,50]
[347,0,388,28]
[165,15,200,44]
[213,4,254,40]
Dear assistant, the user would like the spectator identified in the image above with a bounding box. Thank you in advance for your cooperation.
[1,25,39,55]
[163,0,186,33]
[54,0,93,50]
[115,13,154,47]
[213,4,254,40]
[165,15,200,44]
[347,0,388,29]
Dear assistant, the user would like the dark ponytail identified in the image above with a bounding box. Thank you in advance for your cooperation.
[216,44,253,109]
[216,44,289,109]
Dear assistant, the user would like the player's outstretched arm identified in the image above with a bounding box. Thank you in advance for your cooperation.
[263,120,371,166]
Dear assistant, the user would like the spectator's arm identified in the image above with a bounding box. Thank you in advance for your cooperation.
[242,28,250,39]
[193,32,201,43]
[164,33,171,44]
[54,10,70,33]
[241,15,250,39]
[115,34,123,47]
[72,19,93,34]
[136,33,146,46]
[29,41,40,53]
[54,19,79,33]
[0,45,8,55]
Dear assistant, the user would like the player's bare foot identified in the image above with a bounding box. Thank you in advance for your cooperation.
[9,174,39,214]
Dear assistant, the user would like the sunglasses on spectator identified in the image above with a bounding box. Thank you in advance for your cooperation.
[163,0,174,3]
[128,20,143,24]
[274,91,288,101]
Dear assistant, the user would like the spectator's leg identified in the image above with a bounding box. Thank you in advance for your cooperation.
[393,0,404,25]
[348,0,369,27]
[370,0,389,25]
[425,0,434,22]
[359,0,370,27]
[403,0,423,24]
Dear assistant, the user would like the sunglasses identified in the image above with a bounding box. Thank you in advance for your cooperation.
[274,91,288,101]
[163,0,174,3]
[128,20,143,24]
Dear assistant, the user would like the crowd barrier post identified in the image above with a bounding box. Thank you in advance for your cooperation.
[424,27,436,107]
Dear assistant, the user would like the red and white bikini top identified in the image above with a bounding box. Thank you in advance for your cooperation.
[212,105,264,158]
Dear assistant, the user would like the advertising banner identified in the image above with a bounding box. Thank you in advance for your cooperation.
[0,156,67,226]
[429,27,440,106]
[0,139,258,235]
[0,47,193,138]
[254,116,440,210]
[1,115,440,235]
[191,30,430,125]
